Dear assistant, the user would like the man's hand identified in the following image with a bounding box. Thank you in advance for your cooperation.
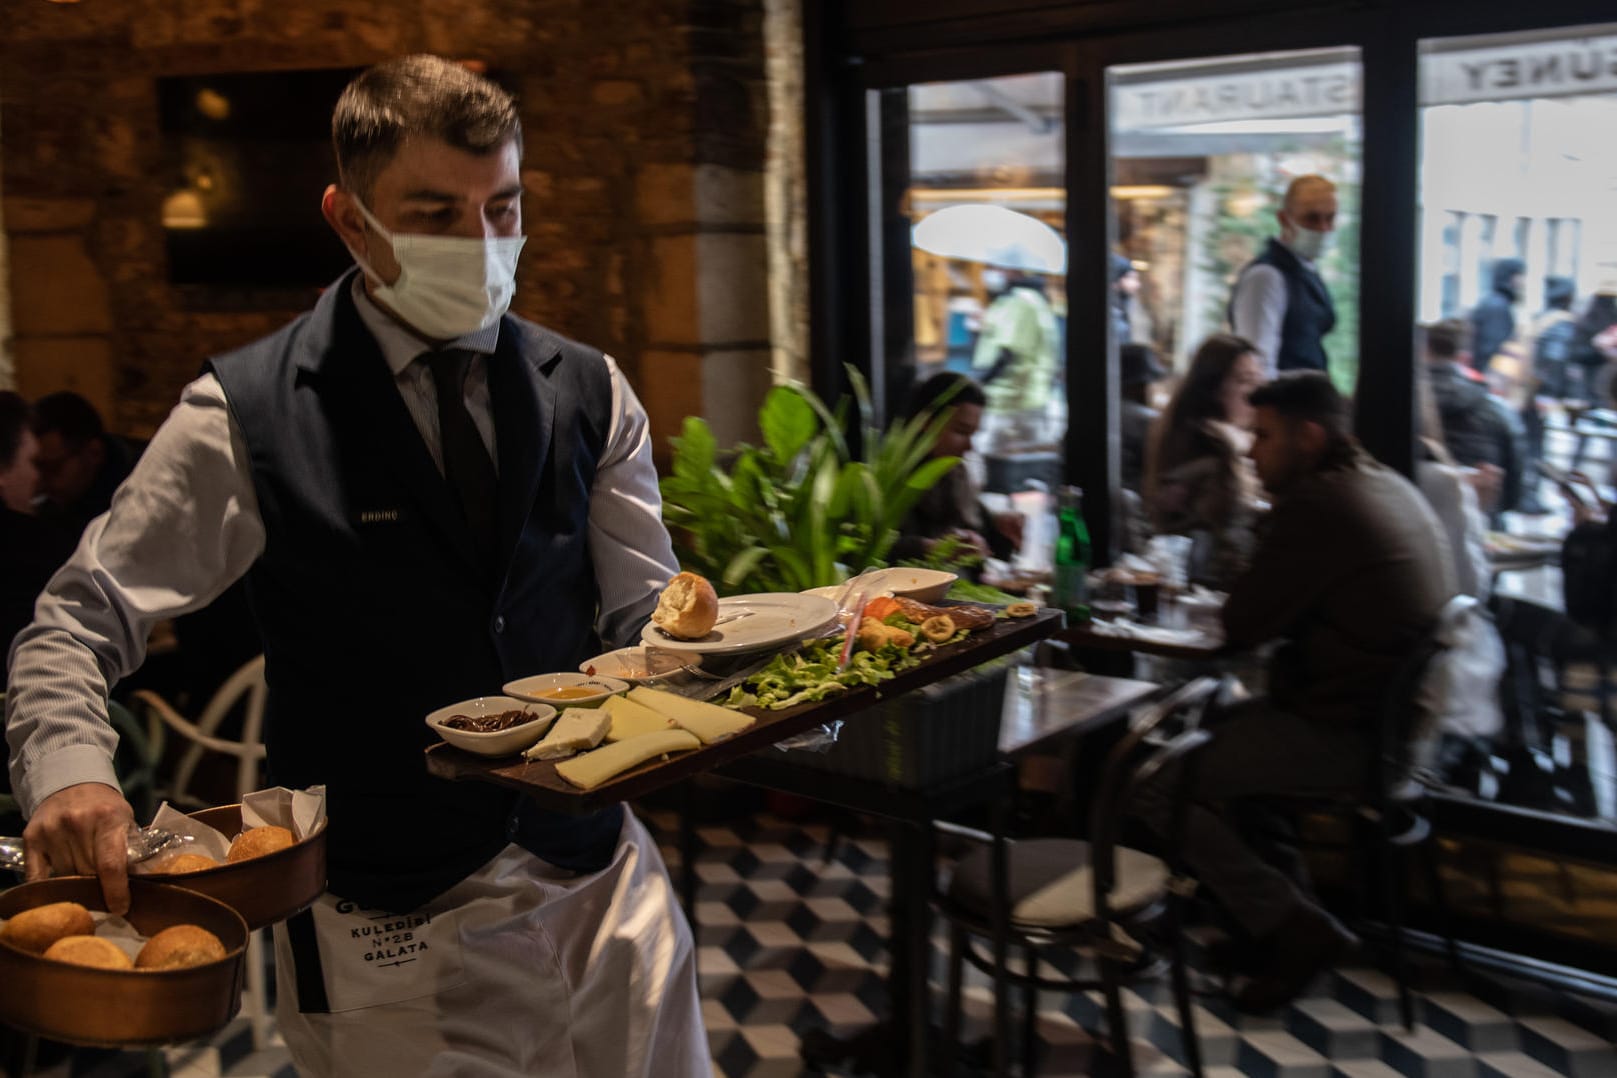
[24,783,135,915]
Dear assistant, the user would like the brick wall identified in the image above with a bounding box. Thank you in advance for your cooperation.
[0,0,777,460]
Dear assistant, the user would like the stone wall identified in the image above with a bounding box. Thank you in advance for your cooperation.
[0,0,778,462]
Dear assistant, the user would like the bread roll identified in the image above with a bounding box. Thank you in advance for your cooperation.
[0,901,95,955]
[157,852,223,875]
[651,572,719,639]
[227,825,294,863]
[43,935,133,970]
[136,924,227,970]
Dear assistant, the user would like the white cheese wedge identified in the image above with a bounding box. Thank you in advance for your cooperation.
[554,729,701,789]
[625,686,757,745]
[523,707,611,761]
[602,694,677,742]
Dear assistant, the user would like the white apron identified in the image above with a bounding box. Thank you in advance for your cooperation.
[271,809,709,1077]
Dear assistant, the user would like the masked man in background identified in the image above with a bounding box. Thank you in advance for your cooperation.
[5,56,706,1077]
[1229,174,1338,377]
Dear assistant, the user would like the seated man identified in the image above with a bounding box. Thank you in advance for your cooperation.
[1136,372,1454,1012]
[30,391,137,535]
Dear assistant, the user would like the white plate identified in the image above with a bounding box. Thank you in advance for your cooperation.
[577,647,686,683]
[640,592,839,655]
[425,696,557,757]
[502,672,629,708]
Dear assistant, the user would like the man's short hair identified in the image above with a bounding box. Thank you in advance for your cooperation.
[333,55,522,198]
[0,391,31,470]
[31,391,105,451]
[1248,371,1352,441]
[1283,174,1336,210]
[902,372,986,423]
[1422,319,1468,361]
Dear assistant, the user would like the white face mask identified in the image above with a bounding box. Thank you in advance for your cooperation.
[348,196,526,340]
[1288,225,1330,262]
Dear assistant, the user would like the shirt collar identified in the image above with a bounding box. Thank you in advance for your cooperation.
[349,274,502,377]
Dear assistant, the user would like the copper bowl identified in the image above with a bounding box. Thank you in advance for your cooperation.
[139,804,327,930]
[0,876,248,1047]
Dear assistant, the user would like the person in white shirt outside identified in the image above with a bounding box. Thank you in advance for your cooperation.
[5,56,706,1077]
[972,266,1061,452]
[1228,175,1338,377]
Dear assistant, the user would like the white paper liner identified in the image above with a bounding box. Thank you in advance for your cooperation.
[131,785,326,876]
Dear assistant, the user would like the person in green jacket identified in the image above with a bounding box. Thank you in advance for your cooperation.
[972,267,1060,451]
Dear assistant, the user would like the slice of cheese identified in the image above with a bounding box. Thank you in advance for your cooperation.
[554,729,701,790]
[625,686,756,745]
[602,694,677,742]
[523,707,611,761]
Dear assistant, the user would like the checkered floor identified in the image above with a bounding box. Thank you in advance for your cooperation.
[24,809,1617,1077]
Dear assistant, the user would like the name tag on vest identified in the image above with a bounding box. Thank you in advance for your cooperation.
[353,507,406,528]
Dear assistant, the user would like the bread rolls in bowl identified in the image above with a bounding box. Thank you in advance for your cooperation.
[136,924,227,970]
[0,901,96,955]
[651,572,719,640]
[43,935,133,970]
[156,853,223,875]
[226,825,294,864]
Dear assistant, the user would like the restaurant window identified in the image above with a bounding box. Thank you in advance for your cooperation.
[1107,47,1363,392]
[897,72,1066,482]
[1417,23,1617,326]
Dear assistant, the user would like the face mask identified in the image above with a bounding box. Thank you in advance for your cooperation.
[348,196,526,340]
[982,268,1008,294]
[1288,225,1330,262]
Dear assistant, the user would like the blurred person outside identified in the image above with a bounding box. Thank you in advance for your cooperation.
[1119,342,1167,493]
[1531,276,1579,400]
[972,265,1061,451]
[1571,281,1617,403]
[1143,334,1266,590]
[1468,257,1526,375]
[4,56,705,1076]
[1135,372,1454,1013]
[1111,253,1141,346]
[890,372,1023,570]
[30,390,136,534]
[1423,319,1527,519]
[1228,175,1338,376]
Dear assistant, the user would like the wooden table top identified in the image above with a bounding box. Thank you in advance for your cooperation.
[996,668,1162,757]
[424,607,1064,814]
[1055,618,1226,661]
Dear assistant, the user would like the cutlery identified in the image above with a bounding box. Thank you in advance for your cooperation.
[0,825,195,873]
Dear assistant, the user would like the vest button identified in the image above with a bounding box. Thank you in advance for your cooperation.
[493,615,506,634]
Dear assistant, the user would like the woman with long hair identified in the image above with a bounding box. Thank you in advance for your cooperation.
[1144,333,1266,588]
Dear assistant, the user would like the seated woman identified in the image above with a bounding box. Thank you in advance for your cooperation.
[890,373,1022,571]
[1143,334,1265,589]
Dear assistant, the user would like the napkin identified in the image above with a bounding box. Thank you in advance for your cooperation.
[131,785,326,875]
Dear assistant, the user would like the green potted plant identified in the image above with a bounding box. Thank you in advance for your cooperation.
[659,369,961,595]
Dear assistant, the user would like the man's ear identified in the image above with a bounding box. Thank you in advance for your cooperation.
[321,185,366,256]
[1297,419,1328,456]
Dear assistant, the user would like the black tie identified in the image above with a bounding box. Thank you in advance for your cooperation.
[428,349,499,566]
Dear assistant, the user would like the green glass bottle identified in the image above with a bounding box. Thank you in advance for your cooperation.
[1051,485,1091,622]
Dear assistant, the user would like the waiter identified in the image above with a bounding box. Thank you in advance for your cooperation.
[1228,174,1338,377]
[5,56,707,1076]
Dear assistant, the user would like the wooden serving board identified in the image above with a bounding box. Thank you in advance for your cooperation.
[424,608,1063,813]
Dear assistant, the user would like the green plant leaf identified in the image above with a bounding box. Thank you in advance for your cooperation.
[759,386,820,466]
[670,417,716,486]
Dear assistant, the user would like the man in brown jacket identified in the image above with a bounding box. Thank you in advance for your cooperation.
[1138,372,1454,1012]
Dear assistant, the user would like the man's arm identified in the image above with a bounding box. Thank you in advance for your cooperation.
[1229,264,1286,377]
[5,374,265,910]
[1220,492,1338,649]
[588,355,680,648]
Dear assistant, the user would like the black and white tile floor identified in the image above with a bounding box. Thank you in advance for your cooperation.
[30,810,1617,1077]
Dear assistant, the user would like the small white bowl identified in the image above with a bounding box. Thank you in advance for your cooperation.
[578,647,685,684]
[882,568,958,604]
[503,672,629,708]
[425,696,556,757]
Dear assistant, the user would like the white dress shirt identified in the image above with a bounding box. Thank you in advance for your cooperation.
[1229,239,1316,378]
[6,280,678,815]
